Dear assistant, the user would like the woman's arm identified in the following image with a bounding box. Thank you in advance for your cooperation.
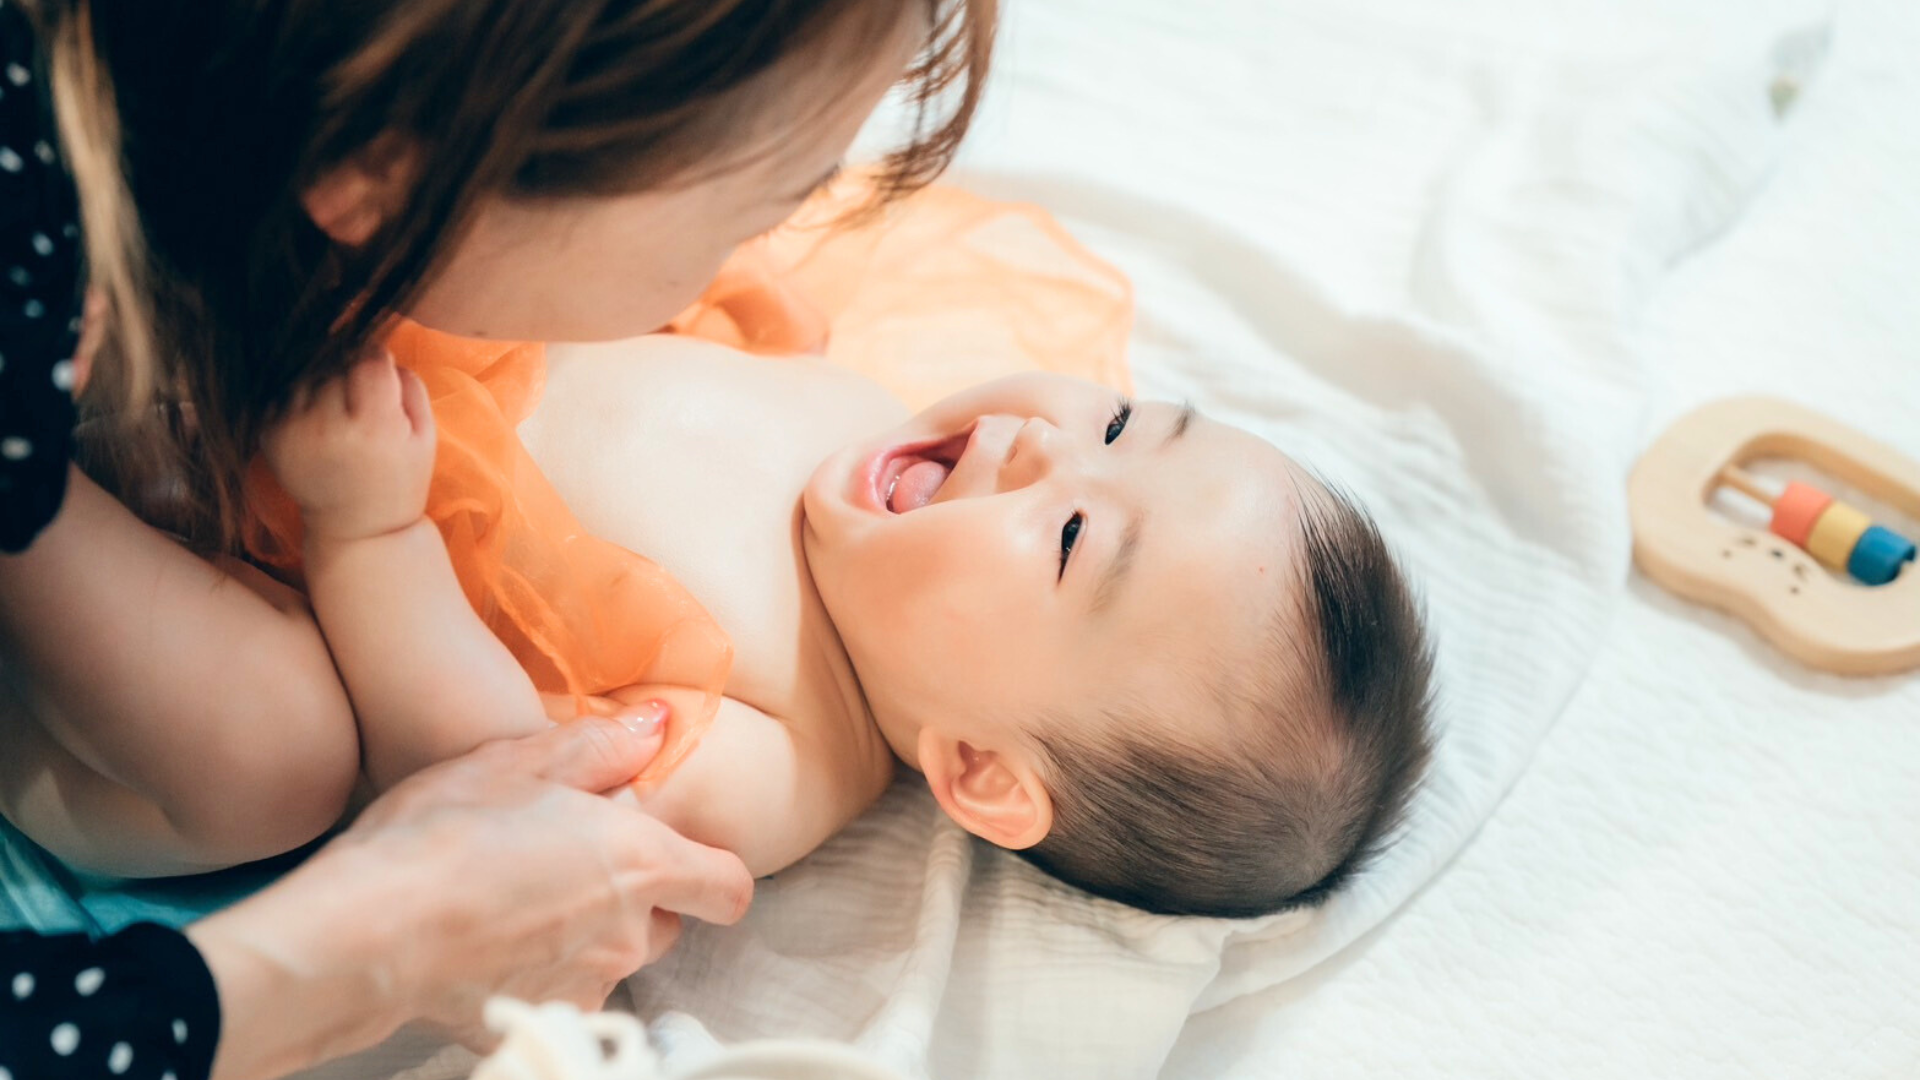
[0,466,360,874]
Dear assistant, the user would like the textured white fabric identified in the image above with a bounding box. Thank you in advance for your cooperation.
[296,3,1919,1078]
[1163,2,1920,1076]
[456,1000,912,1080]
[623,3,1892,1079]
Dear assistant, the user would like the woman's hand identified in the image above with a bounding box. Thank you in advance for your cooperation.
[186,712,753,1080]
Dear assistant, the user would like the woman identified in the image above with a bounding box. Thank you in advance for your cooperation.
[0,0,994,1075]
[3,713,754,1080]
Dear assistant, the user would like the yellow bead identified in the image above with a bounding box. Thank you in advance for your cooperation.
[1805,500,1873,571]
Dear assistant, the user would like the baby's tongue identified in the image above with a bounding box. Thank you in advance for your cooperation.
[889,459,950,513]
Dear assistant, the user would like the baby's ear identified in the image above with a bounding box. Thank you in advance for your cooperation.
[917,730,1053,850]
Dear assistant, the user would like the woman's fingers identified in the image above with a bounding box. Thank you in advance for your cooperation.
[519,712,670,791]
[623,821,753,926]
[470,711,754,922]
[645,909,683,965]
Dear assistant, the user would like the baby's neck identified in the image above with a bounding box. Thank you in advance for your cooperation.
[786,514,895,783]
[524,335,908,803]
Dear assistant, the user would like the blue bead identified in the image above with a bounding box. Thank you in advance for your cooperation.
[1847,524,1916,586]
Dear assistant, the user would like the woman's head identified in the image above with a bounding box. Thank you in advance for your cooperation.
[802,374,1435,916]
[40,0,994,541]
[309,1,944,343]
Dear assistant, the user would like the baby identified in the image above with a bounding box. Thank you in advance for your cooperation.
[267,337,1435,917]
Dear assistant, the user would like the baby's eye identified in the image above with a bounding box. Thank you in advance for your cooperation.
[1058,512,1084,580]
[1105,399,1133,445]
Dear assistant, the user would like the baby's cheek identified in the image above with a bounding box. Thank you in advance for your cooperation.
[883,584,992,672]
[931,592,1051,685]
[854,520,1034,669]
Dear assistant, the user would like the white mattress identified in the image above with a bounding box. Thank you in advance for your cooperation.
[304,1,1920,1077]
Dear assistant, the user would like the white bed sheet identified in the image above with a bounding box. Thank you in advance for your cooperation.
[1165,1,1920,1077]
[614,1,1907,1077]
[301,2,1919,1077]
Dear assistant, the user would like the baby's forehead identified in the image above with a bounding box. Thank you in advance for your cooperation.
[1180,417,1314,577]
[1100,424,1318,693]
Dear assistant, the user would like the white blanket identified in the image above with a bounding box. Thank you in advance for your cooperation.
[309,3,1920,1078]
[618,2,1841,1077]
[1166,2,1920,1076]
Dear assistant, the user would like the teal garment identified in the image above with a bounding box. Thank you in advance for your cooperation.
[0,815,315,937]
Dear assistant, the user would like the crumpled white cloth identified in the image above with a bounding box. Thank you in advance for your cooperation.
[621,3,1829,1079]
[457,1000,910,1080]
[292,5,1842,1080]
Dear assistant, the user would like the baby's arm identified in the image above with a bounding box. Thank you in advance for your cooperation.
[563,686,880,878]
[266,352,544,791]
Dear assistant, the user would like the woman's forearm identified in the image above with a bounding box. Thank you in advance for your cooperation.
[185,843,410,1080]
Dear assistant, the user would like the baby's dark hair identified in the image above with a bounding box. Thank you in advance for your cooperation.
[1020,485,1435,918]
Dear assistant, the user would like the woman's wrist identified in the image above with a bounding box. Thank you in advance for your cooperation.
[185,842,415,1080]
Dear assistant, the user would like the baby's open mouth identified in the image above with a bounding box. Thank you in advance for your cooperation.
[882,430,970,513]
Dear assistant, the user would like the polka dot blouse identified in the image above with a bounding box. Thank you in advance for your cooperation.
[3,7,221,1077]
[1,925,220,1080]
[0,0,84,552]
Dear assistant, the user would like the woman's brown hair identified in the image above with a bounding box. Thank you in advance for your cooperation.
[30,0,995,546]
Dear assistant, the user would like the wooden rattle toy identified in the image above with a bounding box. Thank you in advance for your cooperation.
[1629,397,1920,676]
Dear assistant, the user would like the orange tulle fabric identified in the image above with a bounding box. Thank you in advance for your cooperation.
[246,180,1132,782]
[669,181,1133,408]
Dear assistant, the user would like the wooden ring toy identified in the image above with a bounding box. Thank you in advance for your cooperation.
[1629,396,1920,676]
[1766,481,1830,547]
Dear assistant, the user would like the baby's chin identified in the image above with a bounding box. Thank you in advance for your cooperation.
[796,440,875,632]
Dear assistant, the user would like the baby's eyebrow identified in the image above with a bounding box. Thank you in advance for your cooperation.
[1092,511,1145,615]
[1093,404,1192,613]
[1163,402,1198,448]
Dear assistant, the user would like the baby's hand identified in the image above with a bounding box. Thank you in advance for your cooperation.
[265,350,435,544]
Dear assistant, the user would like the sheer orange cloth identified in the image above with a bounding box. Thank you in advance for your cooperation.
[246,181,1132,782]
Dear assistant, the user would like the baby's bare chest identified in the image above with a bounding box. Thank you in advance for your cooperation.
[520,338,897,709]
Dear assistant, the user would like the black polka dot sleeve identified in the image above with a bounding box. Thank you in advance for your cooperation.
[1,924,221,1080]
[0,0,87,552]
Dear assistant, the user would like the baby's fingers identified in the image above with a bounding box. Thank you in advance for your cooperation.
[288,365,352,427]
[342,348,402,419]
[397,365,434,442]
[266,374,340,450]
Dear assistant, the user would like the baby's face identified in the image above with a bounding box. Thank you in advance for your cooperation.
[801,374,1304,757]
